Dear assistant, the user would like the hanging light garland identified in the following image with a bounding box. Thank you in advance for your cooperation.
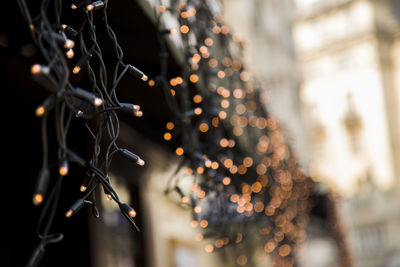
[17,0,147,266]
[16,0,350,266]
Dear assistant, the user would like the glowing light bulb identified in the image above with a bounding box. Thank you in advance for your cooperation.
[222,177,231,185]
[71,4,77,9]
[35,106,45,117]
[164,132,172,141]
[176,147,184,156]
[80,185,87,192]
[128,209,137,218]
[65,210,73,218]
[73,65,81,74]
[181,196,189,203]
[194,107,202,115]
[66,49,74,59]
[64,39,75,49]
[94,97,103,107]
[59,161,69,176]
[192,94,202,103]
[33,194,43,206]
[180,25,189,34]
[137,158,145,166]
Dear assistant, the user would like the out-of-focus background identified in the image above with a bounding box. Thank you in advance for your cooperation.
[221,0,400,266]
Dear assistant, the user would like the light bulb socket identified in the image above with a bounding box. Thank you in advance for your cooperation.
[69,87,103,107]
[87,1,105,11]
[119,103,142,116]
[61,24,78,38]
[66,199,85,217]
[73,50,93,73]
[119,149,145,166]
[119,203,136,217]
[81,171,94,192]
[35,95,55,117]
[32,169,50,205]
[127,64,148,81]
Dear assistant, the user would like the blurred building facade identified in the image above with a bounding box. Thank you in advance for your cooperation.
[223,0,400,266]
[293,0,400,266]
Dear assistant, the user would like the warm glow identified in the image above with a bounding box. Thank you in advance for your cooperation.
[163,132,172,141]
[35,106,45,117]
[220,138,229,147]
[220,99,230,109]
[211,161,219,169]
[80,185,87,192]
[218,111,227,119]
[176,147,184,156]
[181,196,189,203]
[190,74,199,83]
[200,219,208,228]
[166,121,175,130]
[222,177,231,185]
[193,94,202,103]
[204,37,214,46]
[170,89,176,96]
[190,220,198,228]
[224,158,233,168]
[194,206,202,213]
[31,64,42,75]
[194,107,203,115]
[59,162,69,176]
[199,123,209,132]
[205,244,214,253]
[128,209,137,218]
[217,70,225,79]
[180,25,190,34]
[73,65,81,74]
[65,210,73,218]
[64,39,75,49]
[196,234,204,241]
[66,49,74,59]
[208,58,218,68]
[33,194,43,205]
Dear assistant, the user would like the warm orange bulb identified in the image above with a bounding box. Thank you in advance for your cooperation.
[166,122,174,130]
[33,194,43,206]
[204,38,213,46]
[189,74,199,83]
[65,210,73,218]
[128,209,137,218]
[181,196,189,203]
[31,64,42,75]
[80,185,87,192]
[180,25,190,34]
[194,206,202,213]
[59,162,69,176]
[170,89,176,96]
[218,111,227,120]
[200,219,208,228]
[176,147,184,156]
[194,107,202,115]
[222,177,231,185]
[208,58,218,68]
[192,94,202,103]
[199,123,209,133]
[163,132,172,141]
[66,49,74,59]
[73,65,81,74]
[205,244,214,253]
[35,106,45,117]
[148,79,155,86]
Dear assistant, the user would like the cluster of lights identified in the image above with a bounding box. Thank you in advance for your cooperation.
[151,1,321,266]
[18,0,147,266]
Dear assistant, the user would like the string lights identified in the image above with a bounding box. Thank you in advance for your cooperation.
[17,0,147,266]
[16,0,349,266]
